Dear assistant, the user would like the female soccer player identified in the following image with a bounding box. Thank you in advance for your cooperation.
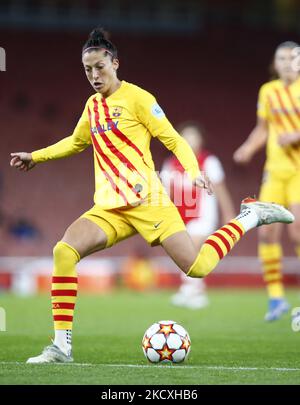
[11,29,294,363]
[233,41,300,321]
[161,122,235,309]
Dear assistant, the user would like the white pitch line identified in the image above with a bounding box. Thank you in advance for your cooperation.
[1,361,300,372]
[106,364,300,372]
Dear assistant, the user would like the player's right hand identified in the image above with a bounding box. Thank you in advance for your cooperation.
[193,171,214,195]
[10,152,36,172]
[233,145,252,164]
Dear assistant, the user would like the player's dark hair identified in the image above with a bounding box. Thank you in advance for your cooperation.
[82,28,118,60]
[269,40,299,80]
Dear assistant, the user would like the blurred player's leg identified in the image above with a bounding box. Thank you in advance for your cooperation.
[259,241,283,298]
[163,198,294,279]
[258,224,289,321]
[257,172,300,321]
[288,202,300,296]
[27,218,108,363]
[288,205,300,253]
[257,174,289,321]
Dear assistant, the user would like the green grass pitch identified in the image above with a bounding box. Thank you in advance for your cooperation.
[0,289,300,385]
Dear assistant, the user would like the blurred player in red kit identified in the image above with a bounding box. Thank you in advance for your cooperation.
[161,122,235,309]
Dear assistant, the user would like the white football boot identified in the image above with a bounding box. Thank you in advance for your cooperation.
[240,197,294,226]
[26,344,73,364]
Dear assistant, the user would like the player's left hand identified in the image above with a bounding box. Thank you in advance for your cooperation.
[193,172,213,195]
[278,132,300,147]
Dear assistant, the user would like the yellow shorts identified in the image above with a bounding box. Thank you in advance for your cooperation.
[80,195,186,248]
[259,170,300,207]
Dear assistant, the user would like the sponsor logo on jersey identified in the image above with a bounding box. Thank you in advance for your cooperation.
[151,103,165,119]
[154,220,163,229]
[112,106,123,117]
[92,121,119,134]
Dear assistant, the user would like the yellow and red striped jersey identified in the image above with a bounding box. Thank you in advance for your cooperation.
[32,80,200,208]
[257,77,300,175]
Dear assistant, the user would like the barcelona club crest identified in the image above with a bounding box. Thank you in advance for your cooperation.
[112,106,123,117]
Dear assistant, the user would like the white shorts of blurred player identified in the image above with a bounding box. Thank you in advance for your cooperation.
[171,217,218,310]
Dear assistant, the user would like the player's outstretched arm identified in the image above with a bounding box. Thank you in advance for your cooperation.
[233,118,268,165]
[277,131,300,147]
[10,152,36,172]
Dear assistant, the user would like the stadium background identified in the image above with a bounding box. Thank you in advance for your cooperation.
[0,0,300,294]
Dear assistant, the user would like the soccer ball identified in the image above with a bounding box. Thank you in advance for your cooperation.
[142,320,191,363]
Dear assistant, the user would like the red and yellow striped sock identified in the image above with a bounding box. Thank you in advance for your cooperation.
[51,241,80,330]
[187,219,245,278]
[258,243,283,299]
